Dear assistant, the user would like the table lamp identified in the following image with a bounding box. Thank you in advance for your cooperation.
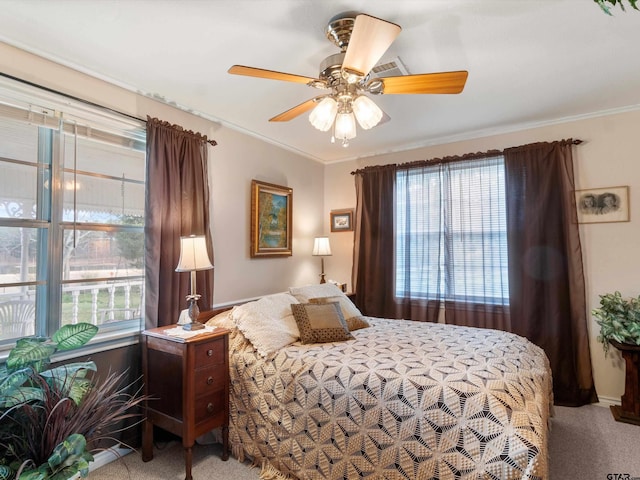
[312,236,332,284]
[175,235,213,330]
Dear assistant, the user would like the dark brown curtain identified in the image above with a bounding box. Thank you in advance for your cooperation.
[504,139,597,406]
[145,117,216,328]
[352,165,401,318]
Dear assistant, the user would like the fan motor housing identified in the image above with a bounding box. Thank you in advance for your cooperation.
[319,53,345,85]
[325,11,358,51]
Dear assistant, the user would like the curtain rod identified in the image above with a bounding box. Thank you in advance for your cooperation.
[0,72,147,124]
[147,116,217,146]
[351,138,583,175]
[1,72,218,147]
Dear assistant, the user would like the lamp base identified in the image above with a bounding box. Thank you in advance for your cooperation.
[182,295,205,331]
[182,321,205,331]
[319,256,327,284]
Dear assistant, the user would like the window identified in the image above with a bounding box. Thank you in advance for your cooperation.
[395,156,509,305]
[0,77,146,346]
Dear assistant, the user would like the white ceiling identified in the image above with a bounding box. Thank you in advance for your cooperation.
[1,0,639,164]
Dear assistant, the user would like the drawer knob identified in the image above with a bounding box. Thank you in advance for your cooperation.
[207,402,214,413]
[207,376,214,385]
[207,349,213,357]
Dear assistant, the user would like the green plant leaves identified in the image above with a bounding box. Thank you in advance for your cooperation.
[0,465,12,480]
[17,467,45,480]
[6,338,56,374]
[593,291,640,352]
[595,0,639,15]
[16,434,93,480]
[52,324,98,352]
[66,378,93,406]
[40,362,97,381]
[0,386,44,408]
[48,434,86,469]
[40,362,97,405]
[6,323,97,375]
[0,366,31,395]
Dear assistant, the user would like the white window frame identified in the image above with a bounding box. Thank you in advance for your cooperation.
[0,75,146,354]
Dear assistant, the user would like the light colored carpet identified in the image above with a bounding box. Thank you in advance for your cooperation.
[91,404,640,479]
[88,441,261,480]
[549,404,640,479]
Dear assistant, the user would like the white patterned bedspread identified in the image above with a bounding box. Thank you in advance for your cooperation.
[226,317,552,480]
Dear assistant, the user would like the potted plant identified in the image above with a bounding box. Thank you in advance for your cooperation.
[593,291,640,353]
[0,323,146,480]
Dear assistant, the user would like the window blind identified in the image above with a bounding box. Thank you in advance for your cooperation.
[395,155,509,304]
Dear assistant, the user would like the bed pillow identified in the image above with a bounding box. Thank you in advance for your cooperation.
[230,292,300,357]
[289,284,363,318]
[309,295,363,323]
[291,302,354,344]
[345,315,370,332]
[204,310,235,330]
[289,283,345,302]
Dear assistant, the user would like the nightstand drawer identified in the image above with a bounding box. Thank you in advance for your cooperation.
[194,339,225,365]
[194,390,226,423]
[194,365,226,396]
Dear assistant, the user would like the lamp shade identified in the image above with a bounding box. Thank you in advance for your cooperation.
[309,97,338,132]
[312,237,332,256]
[334,112,357,141]
[175,235,213,272]
[352,95,383,130]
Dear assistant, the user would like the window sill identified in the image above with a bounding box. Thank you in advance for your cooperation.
[0,325,142,364]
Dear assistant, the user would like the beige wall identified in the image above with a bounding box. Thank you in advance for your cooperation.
[208,126,325,302]
[0,42,326,307]
[324,109,640,404]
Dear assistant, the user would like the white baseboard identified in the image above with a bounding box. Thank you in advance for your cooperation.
[594,395,620,408]
[89,445,132,472]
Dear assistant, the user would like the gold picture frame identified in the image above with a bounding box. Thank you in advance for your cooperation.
[330,209,354,232]
[250,180,293,257]
[575,185,630,224]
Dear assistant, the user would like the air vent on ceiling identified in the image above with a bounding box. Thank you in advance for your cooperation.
[370,57,410,78]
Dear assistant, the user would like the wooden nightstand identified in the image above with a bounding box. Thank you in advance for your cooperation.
[141,326,230,480]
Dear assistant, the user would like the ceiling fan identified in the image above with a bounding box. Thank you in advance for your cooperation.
[228,12,468,147]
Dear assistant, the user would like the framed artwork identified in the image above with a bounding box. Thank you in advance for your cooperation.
[330,209,354,232]
[250,180,293,257]
[575,186,630,224]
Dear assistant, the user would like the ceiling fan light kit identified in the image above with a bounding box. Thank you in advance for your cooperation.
[352,95,383,130]
[333,111,357,146]
[309,97,338,131]
[310,93,383,146]
[228,11,468,147]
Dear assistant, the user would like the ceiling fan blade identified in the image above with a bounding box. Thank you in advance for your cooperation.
[342,14,401,78]
[378,71,469,94]
[228,65,318,85]
[269,97,325,122]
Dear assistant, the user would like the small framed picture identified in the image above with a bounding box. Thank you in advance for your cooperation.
[575,186,630,224]
[330,209,354,232]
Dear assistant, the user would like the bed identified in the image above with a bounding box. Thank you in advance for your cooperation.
[204,284,553,480]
